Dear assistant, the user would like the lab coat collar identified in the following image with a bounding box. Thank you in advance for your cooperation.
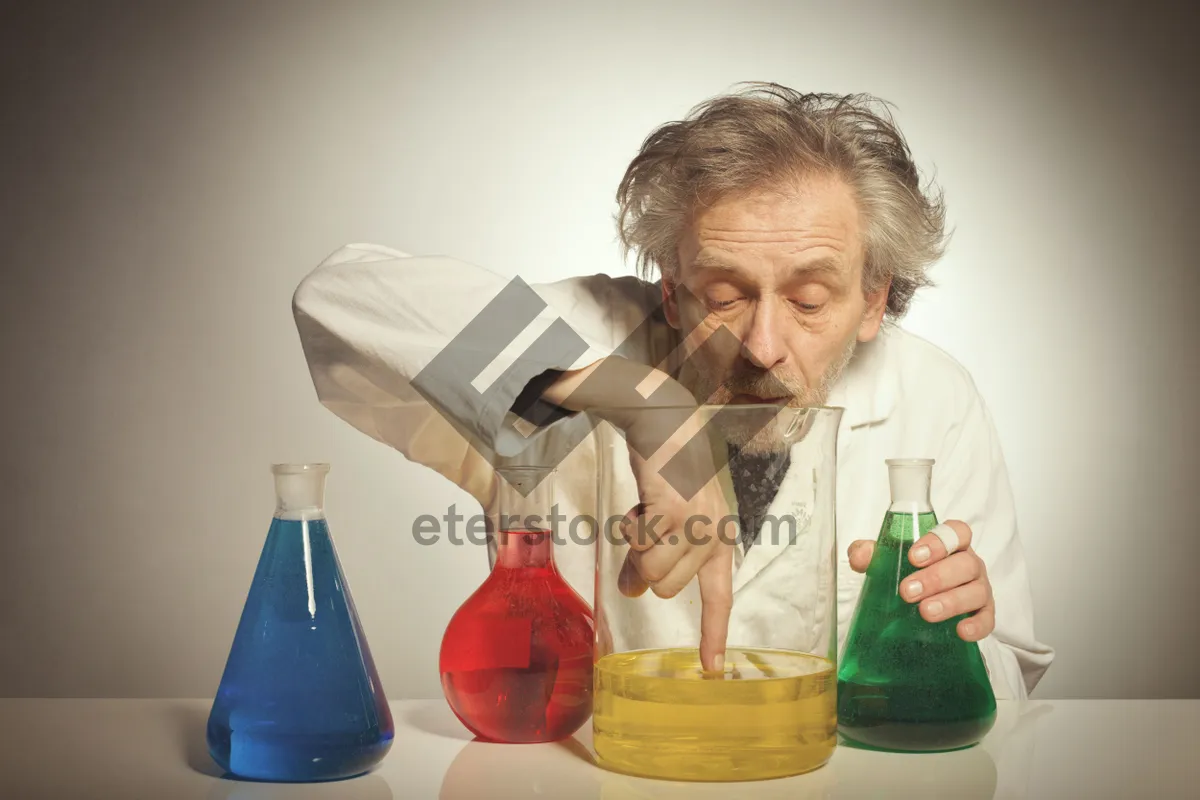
[729,327,897,593]
[825,324,898,429]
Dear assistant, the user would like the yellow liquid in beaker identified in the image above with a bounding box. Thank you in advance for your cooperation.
[593,647,836,782]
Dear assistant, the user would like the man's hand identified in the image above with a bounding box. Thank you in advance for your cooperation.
[617,410,736,674]
[847,520,994,642]
[543,356,735,673]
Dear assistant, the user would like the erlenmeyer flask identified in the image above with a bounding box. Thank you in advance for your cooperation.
[207,464,394,781]
[837,458,997,751]
[439,466,594,743]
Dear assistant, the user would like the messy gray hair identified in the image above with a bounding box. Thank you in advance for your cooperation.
[616,83,948,318]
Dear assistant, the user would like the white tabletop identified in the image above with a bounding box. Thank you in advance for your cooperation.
[0,698,1196,799]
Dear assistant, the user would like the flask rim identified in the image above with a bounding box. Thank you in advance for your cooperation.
[271,463,331,475]
[885,458,935,467]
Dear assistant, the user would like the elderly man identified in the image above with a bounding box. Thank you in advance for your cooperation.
[292,83,1053,699]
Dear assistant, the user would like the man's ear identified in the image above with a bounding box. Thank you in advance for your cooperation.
[858,279,890,343]
[661,276,682,329]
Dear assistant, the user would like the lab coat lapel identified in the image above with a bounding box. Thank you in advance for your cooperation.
[726,331,898,594]
[730,449,815,594]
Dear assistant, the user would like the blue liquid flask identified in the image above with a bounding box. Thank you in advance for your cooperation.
[207,463,394,781]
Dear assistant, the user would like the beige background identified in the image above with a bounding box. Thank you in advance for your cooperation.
[0,0,1195,700]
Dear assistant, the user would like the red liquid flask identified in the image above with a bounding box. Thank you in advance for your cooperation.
[439,466,594,743]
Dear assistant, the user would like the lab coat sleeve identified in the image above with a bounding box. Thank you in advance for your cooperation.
[291,243,659,495]
[931,383,1055,700]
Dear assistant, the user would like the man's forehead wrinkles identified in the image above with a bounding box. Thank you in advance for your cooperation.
[699,238,849,248]
[699,227,845,237]
[689,255,846,280]
[694,238,850,258]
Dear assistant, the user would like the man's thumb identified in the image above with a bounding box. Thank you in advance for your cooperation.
[848,540,874,573]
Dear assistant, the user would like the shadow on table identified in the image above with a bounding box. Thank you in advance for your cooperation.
[397,703,475,741]
[204,774,392,800]
[170,702,224,778]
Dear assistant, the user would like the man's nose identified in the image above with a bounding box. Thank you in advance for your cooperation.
[741,296,788,370]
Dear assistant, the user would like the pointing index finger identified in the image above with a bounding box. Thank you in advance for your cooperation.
[697,546,733,674]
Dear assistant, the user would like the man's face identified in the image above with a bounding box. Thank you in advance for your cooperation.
[664,174,888,449]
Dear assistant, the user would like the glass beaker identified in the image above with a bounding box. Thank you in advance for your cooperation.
[439,466,594,743]
[207,464,394,782]
[589,404,843,782]
[837,458,997,751]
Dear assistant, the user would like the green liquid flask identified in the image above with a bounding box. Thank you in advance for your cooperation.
[837,458,997,752]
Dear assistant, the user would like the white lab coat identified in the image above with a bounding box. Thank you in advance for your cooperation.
[292,243,1055,699]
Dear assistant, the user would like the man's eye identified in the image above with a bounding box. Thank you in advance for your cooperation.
[708,297,743,310]
[791,299,824,313]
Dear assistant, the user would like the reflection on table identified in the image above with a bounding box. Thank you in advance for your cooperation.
[435,701,1055,799]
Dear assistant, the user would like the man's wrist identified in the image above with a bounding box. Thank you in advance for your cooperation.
[510,367,571,427]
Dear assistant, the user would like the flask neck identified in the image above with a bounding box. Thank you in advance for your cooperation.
[273,463,329,520]
[887,459,934,514]
[493,466,556,570]
[496,530,555,569]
